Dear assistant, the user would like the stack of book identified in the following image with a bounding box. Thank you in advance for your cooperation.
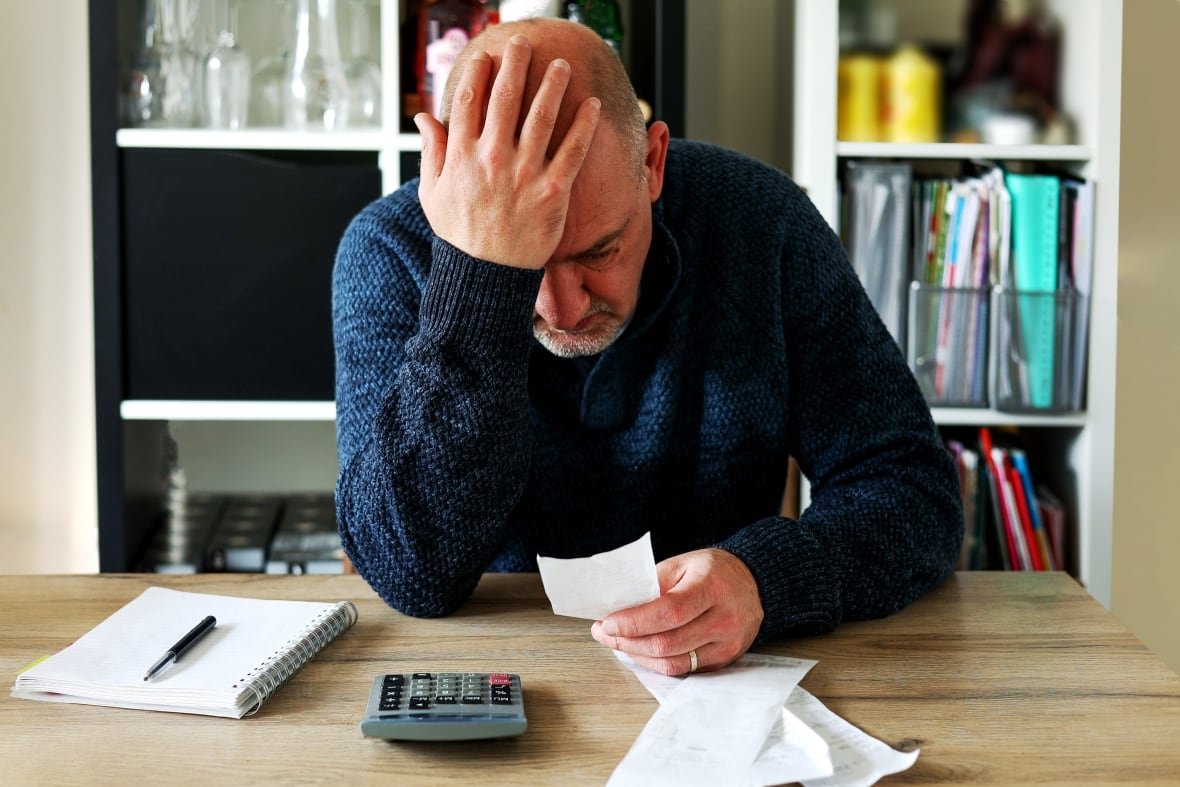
[908,166,1008,406]
[947,428,1066,572]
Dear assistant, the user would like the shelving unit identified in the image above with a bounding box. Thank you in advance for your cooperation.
[89,0,686,571]
[835,142,1091,161]
[791,0,1122,606]
[116,127,389,151]
[120,401,337,421]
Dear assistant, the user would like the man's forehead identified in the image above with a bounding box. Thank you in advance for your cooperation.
[471,18,599,58]
[559,191,638,257]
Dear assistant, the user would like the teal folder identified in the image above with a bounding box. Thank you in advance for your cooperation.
[1005,173,1060,408]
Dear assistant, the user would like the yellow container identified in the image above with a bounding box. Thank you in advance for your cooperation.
[881,45,941,143]
[837,53,882,141]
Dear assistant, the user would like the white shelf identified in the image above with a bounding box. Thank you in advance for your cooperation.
[117,128,391,151]
[121,400,336,422]
[118,402,1083,427]
[394,133,423,151]
[793,0,1123,607]
[930,408,1087,428]
[836,142,1092,162]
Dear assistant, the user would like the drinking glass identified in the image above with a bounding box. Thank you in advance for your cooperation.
[122,0,164,126]
[123,0,200,127]
[158,0,200,126]
[250,0,292,127]
[345,0,382,127]
[203,0,251,129]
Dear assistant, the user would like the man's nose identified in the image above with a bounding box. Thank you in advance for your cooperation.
[535,263,590,330]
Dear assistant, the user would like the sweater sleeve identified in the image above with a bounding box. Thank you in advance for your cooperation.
[719,189,963,643]
[332,203,543,617]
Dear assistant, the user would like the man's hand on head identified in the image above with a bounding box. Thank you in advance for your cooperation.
[590,548,765,675]
[414,34,602,270]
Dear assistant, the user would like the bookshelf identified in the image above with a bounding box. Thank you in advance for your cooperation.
[790,0,1122,606]
[89,0,686,571]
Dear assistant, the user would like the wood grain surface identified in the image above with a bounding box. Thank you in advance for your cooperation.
[2,572,1178,784]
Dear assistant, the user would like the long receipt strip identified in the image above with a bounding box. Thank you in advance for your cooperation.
[538,532,919,787]
[609,652,829,786]
[613,653,919,787]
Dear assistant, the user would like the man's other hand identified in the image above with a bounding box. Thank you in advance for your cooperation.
[414,34,601,270]
[590,548,764,675]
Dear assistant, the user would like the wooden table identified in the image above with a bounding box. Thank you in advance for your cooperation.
[2,572,1179,784]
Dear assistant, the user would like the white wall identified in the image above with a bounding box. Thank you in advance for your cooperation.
[685,0,786,169]
[0,0,98,572]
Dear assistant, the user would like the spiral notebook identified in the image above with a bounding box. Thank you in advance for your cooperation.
[11,587,358,719]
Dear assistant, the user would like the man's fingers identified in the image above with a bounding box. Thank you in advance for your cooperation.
[600,587,709,641]
[485,35,532,146]
[447,49,492,142]
[655,553,690,594]
[414,113,447,183]
[517,58,570,162]
[590,550,761,676]
[549,96,600,186]
[591,619,714,675]
[625,647,710,677]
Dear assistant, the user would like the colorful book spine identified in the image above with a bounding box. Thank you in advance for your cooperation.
[1011,449,1056,570]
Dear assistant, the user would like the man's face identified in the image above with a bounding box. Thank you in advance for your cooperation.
[533,127,663,358]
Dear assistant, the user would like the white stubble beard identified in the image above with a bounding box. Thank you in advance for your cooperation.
[533,302,633,358]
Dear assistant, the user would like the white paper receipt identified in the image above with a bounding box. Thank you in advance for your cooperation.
[537,531,661,619]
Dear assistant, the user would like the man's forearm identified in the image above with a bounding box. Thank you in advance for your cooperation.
[335,242,543,616]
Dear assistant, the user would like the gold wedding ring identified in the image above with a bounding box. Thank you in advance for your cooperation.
[688,648,699,674]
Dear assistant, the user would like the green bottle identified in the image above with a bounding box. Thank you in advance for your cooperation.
[563,0,623,57]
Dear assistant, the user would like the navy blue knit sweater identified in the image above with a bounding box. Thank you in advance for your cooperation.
[332,139,962,643]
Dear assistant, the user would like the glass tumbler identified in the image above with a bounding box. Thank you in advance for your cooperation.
[203,0,251,129]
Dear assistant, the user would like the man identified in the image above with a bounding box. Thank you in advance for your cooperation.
[332,18,962,676]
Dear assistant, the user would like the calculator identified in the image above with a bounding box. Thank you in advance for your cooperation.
[360,672,527,741]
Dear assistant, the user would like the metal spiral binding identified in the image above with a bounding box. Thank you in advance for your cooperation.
[239,600,359,715]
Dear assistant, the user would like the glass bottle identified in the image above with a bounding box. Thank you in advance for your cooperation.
[562,0,621,57]
[122,0,165,126]
[157,0,200,126]
[881,44,941,143]
[122,0,200,127]
[345,0,382,127]
[250,0,292,127]
[418,0,492,119]
[203,0,251,129]
[284,0,351,130]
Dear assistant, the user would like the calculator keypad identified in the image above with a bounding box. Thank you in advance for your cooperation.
[377,672,519,711]
[362,672,527,741]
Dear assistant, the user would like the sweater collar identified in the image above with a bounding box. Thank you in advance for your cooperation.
[612,206,682,347]
[575,207,683,429]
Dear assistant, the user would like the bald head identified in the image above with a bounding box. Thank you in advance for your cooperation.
[439,18,649,172]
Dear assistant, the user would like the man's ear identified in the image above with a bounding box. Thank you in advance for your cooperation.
[643,121,670,202]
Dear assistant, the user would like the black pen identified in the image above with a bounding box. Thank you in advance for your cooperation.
[144,615,217,681]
